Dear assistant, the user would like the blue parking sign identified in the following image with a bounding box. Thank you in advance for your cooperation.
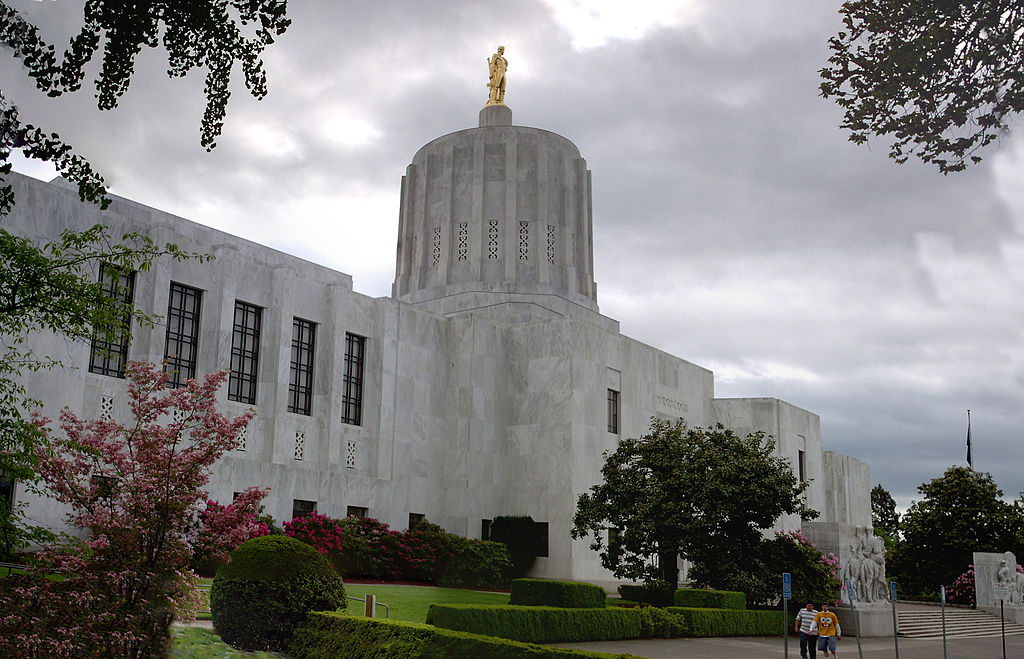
[782,572,792,600]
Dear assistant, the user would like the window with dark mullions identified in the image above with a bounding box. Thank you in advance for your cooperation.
[607,389,619,434]
[342,333,365,425]
[292,499,316,519]
[163,283,202,388]
[228,301,262,404]
[88,264,136,378]
[288,318,316,415]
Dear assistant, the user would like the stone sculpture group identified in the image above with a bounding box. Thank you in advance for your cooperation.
[996,553,1024,605]
[841,526,888,604]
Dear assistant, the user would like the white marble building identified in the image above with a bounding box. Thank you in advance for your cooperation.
[5,103,871,584]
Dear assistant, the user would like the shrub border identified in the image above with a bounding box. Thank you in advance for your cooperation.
[510,579,607,609]
[289,611,643,658]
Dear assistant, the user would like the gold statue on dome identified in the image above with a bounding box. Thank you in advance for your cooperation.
[486,46,508,106]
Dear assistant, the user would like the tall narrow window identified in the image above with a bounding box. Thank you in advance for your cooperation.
[342,332,365,425]
[0,472,14,514]
[228,301,262,404]
[607,389,620,434]
[89,264,135,378]
[535,521,549,558]
[163,283,202,387]
[288,318,316,415]
[798,450,806,483]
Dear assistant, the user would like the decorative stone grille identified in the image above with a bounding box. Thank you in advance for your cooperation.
[547,225,556,264]
[488,220,499,259]
[294,430,305,461]
[236,424,248,452]
[431,226,442,266]
[346,441,357,469]
[457,222,468,261]
[100,395,115,420]
[519,221,529,260]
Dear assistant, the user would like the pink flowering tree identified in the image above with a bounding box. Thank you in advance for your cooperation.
[0,361,259,658]
[189,488,270,575]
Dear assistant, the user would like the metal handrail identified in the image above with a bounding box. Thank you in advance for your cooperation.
[0,562,29,576]
[347,594,389,618]
[194,583,387,619]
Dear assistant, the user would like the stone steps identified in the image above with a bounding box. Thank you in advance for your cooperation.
[898,608,1024,638]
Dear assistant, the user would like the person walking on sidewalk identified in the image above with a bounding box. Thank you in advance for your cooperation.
[795,602,818,659]
[813,603,842,658]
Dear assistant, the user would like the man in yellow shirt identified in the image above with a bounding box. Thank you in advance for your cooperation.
[813,603,842,658]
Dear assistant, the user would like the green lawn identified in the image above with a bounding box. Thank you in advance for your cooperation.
[169,627,284,658]
[343,583,510,623]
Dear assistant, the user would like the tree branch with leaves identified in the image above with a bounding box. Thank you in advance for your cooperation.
[820,0,1024,173]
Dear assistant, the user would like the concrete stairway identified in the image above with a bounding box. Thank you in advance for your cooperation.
[898,607,1024,638]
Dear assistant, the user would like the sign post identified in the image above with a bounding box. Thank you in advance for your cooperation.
[940,585,947,659]
[995,583,1009,659]
[890,581,900,659]
[783,573,791,658]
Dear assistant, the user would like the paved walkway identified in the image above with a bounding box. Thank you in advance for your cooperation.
[554,633,1024,658]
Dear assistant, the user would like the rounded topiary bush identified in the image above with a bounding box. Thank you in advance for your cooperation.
[211,534,346,651]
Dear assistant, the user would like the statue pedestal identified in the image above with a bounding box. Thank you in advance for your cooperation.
[479,104,512,127]
[835,604,896,637]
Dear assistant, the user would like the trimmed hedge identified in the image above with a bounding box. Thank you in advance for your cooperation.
[427,603,784,643]
[673,588,746,610]
[289,611,643,658]
[426,604,643,644]
[665,607,784,636]
[616,583,674,607]
[510,579,607,609]
[211,535,346,651]
[436,535,513,589]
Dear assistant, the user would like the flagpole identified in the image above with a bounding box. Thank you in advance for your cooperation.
[966,409,973,471]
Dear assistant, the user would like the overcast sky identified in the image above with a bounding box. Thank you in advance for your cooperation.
[5,0,1024,512]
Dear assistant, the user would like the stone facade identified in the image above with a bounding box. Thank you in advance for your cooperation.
[975,551,1024,624]
[5,107,871,586]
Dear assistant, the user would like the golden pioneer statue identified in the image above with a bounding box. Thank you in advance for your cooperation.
[486,46,508,106]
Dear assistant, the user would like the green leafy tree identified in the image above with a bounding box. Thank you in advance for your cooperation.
[870,482,901,556]
[871,483,900,536]
[728,530,842,608]
[0,0,289,555]
[820,1,1024,173]
[1,0,291,211]
[888,466,1024,598]
[571,418,816,588]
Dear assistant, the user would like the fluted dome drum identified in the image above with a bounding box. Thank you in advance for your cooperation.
[392,107,598,314]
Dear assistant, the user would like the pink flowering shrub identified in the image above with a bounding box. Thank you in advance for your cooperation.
[947,564,976,606]
[282,513,508,587]
[283,512,355,574]
[336,516,402,579]
[190,487,271,576]
[0,362,258,658]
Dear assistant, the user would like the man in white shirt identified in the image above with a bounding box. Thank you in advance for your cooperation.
[795,602,818,659]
